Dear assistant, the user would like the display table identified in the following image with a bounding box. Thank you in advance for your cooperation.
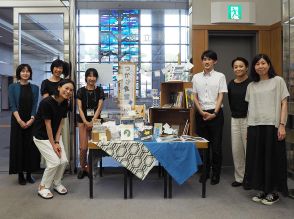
[88,140,208,199]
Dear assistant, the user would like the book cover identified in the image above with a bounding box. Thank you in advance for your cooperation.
[121,124,134,141]
[184,88,194,108]
[153,123,163,137]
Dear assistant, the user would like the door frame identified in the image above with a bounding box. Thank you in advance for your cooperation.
[13,7,69,72]
[192,22,282,75]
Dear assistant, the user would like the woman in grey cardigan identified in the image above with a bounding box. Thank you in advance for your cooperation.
[8,64,40,185]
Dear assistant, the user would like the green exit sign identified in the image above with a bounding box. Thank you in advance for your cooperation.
[228,5,242,20]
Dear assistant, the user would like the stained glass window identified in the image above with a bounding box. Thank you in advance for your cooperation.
[77,9,189,98]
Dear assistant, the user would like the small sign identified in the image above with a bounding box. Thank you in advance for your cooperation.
[228,5,242,20]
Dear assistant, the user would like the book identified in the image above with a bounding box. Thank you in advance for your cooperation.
[153,123,163,137]
[120,124,134,141]
[184,88,194,108]
[139,125,153,141]
[175,91,183,108]
[180,135,209,142]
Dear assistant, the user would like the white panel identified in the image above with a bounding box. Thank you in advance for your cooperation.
[85,63,113,85]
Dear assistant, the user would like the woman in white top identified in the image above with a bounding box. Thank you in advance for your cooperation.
[244,54,289,205]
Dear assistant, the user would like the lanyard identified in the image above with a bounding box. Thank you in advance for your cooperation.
[86,88,97,109]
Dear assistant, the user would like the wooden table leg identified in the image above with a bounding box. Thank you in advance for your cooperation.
[202,148,207,198]
[89,149,93,199]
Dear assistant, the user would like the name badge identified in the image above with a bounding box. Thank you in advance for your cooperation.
[87,109,95,116]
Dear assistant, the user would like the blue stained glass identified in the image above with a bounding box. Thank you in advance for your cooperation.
[110,26,119,35]
[110,45,118,54]
[110,55,118,62]
[109,35,118,44]
[100,26,109,32]
[99,9,139,63]
[100,33,109,44]
[109,17,118,26]
[110,10,119,17]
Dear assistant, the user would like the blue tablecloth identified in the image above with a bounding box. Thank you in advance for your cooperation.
[144,141,202,185]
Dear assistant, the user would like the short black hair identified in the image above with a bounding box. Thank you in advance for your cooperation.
[250,54,276,82]
[85,68,99,82]
[201,50,217,61]
[50,59,64,73]
[16,64,32,80]
[231,57,249,68]
[54,79,75,97]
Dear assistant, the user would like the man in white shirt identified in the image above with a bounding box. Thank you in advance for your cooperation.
[192,50,228,185]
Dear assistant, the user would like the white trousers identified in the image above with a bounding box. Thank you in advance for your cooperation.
[33,137,68,189]
[231,117,247,183]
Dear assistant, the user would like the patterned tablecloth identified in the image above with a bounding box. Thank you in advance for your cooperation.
[96,141,156,180]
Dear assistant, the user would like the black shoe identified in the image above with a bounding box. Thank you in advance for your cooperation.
[77,170,88,179]
[26,173,35,184]
[18,173,26,185]
[210,175,220,185]
[231,181,242,187]
[243,182,252,190]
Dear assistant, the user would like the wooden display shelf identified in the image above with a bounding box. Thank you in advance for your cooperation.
[149,81,196,136]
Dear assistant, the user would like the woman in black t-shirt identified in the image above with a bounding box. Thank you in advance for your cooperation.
[33,79,74,199]
[228,57,251,189]
[41,59,64,98]
[76,68,105,179]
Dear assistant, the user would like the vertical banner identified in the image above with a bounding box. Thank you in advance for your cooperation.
[118,62,136,107]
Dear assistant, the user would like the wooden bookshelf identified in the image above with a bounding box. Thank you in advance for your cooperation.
[149,81,196,136]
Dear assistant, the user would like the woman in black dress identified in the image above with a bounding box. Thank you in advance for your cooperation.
[8,64,40,185]
[76,68,105,179]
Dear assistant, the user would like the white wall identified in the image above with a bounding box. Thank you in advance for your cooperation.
[192,0,281,25]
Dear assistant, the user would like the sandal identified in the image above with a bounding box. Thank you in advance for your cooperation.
[53,184,68,195]
[38,188,53,199]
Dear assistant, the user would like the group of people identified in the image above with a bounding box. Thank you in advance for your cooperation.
[8,59,105,199]
[9,52,289,204]
[192,50,289,205]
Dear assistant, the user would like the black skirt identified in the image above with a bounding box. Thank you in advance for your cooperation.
[244,125,288,196]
